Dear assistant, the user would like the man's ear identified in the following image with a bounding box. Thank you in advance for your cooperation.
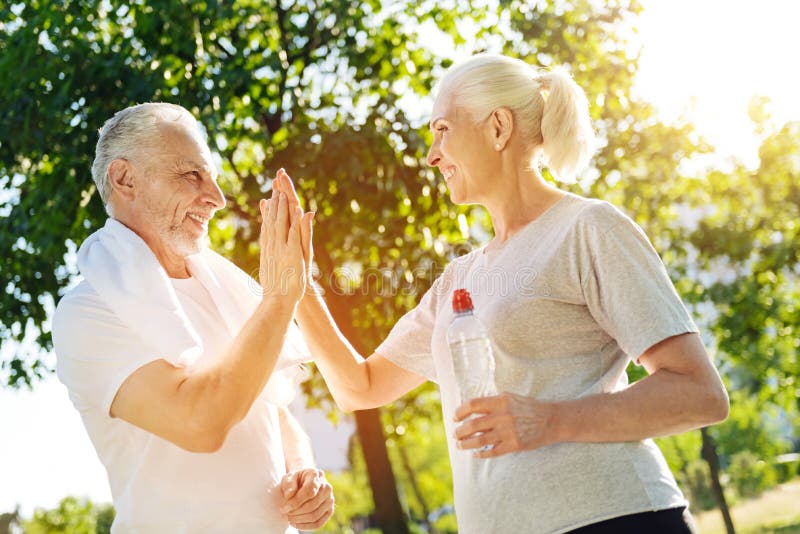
[489,107,514,151]
[107,159,136,202]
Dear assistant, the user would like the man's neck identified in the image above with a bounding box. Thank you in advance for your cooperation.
[111,216,191,278]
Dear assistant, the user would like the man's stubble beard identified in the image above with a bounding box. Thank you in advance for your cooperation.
[163,222,206,257]
[142,191,206,258]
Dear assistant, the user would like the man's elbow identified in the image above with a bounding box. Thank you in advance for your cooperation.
[186,431,227,453]
[180,418,233,453]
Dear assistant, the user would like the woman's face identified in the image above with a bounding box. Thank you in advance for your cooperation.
[426,92,493,205]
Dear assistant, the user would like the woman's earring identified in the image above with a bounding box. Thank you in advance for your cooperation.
[495,143,501,150]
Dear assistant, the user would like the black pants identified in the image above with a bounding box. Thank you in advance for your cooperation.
[568,507,697,534]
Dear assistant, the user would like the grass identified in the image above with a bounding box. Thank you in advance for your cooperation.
[694,480,800,534]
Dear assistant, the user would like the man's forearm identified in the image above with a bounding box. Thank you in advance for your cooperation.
[179,296,297,438]
[554,368,728,444]
[279,407,315,471]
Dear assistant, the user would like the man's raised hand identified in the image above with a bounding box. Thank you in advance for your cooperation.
[258,191,308,302]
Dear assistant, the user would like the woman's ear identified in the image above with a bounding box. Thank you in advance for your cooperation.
[107,159,136,202]
[489,107,514,151]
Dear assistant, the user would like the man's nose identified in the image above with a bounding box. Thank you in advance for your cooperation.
[205,179,226,210]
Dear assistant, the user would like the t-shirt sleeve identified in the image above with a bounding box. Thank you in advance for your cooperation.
[373,277,442,383]
[581,210,699,364]
[53,290,169,417]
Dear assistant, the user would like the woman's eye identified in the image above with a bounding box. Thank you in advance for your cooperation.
[186,171,201,180]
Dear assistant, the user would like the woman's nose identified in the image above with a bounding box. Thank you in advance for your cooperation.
[426,144,441,167]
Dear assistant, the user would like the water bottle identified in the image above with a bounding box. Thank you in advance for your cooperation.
[447,288,497,404]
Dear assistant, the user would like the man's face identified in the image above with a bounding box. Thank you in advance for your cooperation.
[132,120,225,258]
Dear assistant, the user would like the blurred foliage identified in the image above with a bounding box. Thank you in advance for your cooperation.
[321,389,456,533]
[658,388,796,511]
[683,458,720,512]
[2,0,799,529]
[728,450,779,500]
[21,496,114,534]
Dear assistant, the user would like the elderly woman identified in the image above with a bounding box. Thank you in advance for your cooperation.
[268,54,728,533]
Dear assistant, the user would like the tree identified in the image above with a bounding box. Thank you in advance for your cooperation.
[22,496,115,534]
[622,105,800,532]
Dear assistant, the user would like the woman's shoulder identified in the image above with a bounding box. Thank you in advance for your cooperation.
[427,245,483,287]
[565,193,637,237]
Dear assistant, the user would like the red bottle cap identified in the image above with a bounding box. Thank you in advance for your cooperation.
[452,288,474,313]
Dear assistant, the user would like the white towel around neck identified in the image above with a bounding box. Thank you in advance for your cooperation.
[77,218,309,405]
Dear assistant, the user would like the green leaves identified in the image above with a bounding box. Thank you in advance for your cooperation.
[22,496,115,534]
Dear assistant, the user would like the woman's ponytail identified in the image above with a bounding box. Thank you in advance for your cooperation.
[538,68,596,181]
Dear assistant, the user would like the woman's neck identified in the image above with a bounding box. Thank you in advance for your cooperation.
[483,170,566,245]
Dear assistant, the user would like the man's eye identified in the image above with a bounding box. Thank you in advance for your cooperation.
[437,126,448,133]
[186,171,201,179]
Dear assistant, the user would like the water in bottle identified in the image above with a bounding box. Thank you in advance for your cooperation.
[447,288,497,404]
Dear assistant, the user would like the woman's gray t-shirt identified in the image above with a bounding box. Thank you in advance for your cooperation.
[375,192,697,534]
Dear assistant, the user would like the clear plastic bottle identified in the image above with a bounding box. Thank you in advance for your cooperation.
[447,288,497,404]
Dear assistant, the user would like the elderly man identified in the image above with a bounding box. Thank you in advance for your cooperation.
[52,103,332,532]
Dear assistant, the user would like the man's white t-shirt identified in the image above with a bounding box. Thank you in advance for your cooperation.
[375,193,698,534]
[54,275,295,533]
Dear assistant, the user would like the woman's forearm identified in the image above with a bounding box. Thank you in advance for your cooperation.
[295,290,373,410]
[455,333,729,457]
[554,367,729,443]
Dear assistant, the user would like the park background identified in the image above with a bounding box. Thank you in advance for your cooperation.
[1,0,799,532]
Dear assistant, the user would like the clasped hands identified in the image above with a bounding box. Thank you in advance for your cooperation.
[278,468,334,530]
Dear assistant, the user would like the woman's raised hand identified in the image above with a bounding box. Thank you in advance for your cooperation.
[269,168,314,289]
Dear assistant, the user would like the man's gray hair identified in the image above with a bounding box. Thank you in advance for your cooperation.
[91,102,196,214]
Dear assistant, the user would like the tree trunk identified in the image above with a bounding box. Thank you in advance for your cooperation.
[700,427,736,534]
[355,409,410,534]
[318,282,409,533]
[398,441,435,532]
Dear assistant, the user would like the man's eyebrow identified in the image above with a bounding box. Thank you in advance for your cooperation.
[176,159,217,178]
[177,159,205,169]
[176,159,212,172]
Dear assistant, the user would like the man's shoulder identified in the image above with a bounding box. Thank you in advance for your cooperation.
[55,279,109,321]
[53,280,129,351]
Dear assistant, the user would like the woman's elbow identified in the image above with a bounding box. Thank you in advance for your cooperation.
[709,386,730,424]
[332,387,384,413]
[335,395,370,414]
[700,382,730,426]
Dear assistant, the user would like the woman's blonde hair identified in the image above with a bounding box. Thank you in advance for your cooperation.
[437,54,596,181]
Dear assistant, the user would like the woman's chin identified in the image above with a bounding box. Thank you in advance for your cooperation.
[447,188,467,205]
